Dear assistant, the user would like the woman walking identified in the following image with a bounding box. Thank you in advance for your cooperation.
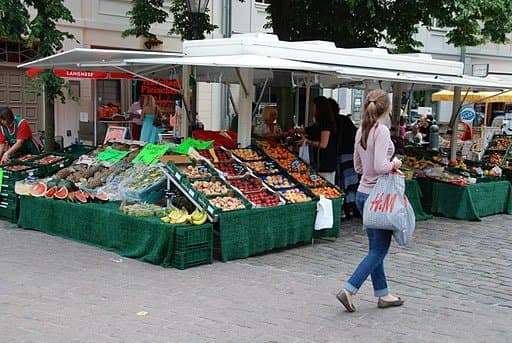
[336,89,403,312]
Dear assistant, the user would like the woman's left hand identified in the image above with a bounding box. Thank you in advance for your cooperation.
[1,153,10,164]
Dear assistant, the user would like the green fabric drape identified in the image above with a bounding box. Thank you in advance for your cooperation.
[429,180,512,221]
[17,196,212,267]
[405,179,432,221]
[217,197,341,262]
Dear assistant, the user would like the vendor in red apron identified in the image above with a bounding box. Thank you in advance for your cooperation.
[0,107,41,164]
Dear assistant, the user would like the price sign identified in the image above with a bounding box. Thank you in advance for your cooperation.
[188,189,195,197]
[198,165,208,173]
[310,174,319,183]
[264,161,275,169]
[234,164,245,174]
[174,171,181,180]
[291,159,300,169]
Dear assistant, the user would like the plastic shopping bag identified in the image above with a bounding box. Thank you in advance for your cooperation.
[314,195,333,230]
[363,172,415,246]
[298,140,310,165]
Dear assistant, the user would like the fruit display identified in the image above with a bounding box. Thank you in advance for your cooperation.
[198,148,231,163]
[209,196,246,211]
[427,170,470,186]
[244,160,280,175]
[488,137,512,150]
[262,174,296,189]
[402,156,443,169]
[13,154,37,162]
[33,154,65,165]
[122,166,164,191]
[245,190,283,207]
[260,145,295,160]
[310,186,342,199]
[4,164,33,172]
[179,164,213,179]
[275,157,309,172]
[289,171,327,187]
[279,188,312,203]
[214,162,248,178]
[160,207,208,225]
[231,148,263,161]
[228,176,263,193]
[483,152,503,167]
[192,180,230,196]
[121,203,167,217]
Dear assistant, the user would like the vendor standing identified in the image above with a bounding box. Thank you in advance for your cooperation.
[0,107,41,164]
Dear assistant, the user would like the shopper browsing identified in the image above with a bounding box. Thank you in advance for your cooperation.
[0,107,41,164]
[336,89,403,312]
[127,95,144,140]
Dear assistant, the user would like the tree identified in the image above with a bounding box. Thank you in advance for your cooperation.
[122,0,217,42]
[0,0,77,151]
[264,0,512,52]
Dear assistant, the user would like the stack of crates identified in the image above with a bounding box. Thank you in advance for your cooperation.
[172,224,213,270]
[0,164,41,223]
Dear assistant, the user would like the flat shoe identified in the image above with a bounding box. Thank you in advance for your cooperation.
[377,297,404,309]
[336,290,355,312]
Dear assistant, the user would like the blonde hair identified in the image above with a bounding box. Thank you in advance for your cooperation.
[360,89,390,149]
[142,95,159,114]
[262,106,278,124]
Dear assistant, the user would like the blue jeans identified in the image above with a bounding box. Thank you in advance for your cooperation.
[344,191,392,297]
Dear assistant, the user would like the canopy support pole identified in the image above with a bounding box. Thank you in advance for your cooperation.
[449,87,462,160]
[181,65,191,138]
[235,67,250,97]
[237,68,253,147]
[304,73,311,125]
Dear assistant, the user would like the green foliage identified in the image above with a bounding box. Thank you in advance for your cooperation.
[169,0,217,40]
[0,0,30,39]
[265,0,512,51]
[0,0,77,151]
[122,0,168,39]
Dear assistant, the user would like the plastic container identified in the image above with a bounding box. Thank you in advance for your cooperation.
[171,245,212,270]
[175,225,213,252]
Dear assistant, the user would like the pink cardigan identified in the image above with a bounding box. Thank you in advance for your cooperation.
[353,124,395,194]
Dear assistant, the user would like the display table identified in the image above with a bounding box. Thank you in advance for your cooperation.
[17,196,211,267]
[216,197,341,262]
[428,180,512,220]
[405,179,432,221]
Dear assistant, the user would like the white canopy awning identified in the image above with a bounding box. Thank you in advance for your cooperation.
[18,48,182,71]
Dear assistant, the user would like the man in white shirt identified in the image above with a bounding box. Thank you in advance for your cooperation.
[405,125,423,144]
[127,95,144,140]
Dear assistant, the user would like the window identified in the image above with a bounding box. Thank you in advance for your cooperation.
[0,39,38,64]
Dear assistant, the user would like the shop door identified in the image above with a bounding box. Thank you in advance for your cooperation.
[0,66,42,131]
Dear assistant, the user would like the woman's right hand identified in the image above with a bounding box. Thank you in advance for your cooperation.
[392,156,402,170]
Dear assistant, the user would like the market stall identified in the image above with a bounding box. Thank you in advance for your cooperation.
[403,133,512,220]
[13,34,512,269]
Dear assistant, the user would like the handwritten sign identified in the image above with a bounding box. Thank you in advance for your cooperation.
[310,174,319,183]
[104,126,128,144]
[97,147,130,163]
[291,159,301,169]
[132,143,171,165]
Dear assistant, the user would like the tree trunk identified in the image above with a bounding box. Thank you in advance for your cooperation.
[44,98,56,151]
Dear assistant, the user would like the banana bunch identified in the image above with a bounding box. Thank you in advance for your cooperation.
[189,208,208,225]
[160,207,208,225]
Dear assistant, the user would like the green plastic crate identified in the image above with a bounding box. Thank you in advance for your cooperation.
[175,225,212,251]
[171,245,212,270]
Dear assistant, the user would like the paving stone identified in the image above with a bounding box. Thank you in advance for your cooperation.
[1,214,512,342]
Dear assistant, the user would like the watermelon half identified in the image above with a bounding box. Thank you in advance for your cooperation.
[44,186,58,199]
[54,186,69,200]
[30,182,47,197]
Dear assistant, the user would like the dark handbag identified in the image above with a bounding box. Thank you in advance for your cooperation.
[153,113,163,127]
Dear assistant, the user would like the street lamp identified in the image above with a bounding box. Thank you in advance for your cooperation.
[185,0,209,132]
[186,0,210,40]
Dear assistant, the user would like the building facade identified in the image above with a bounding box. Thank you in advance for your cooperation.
[1,1,511,145]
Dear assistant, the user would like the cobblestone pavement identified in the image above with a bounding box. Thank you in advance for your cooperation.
[1,214,511,343]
